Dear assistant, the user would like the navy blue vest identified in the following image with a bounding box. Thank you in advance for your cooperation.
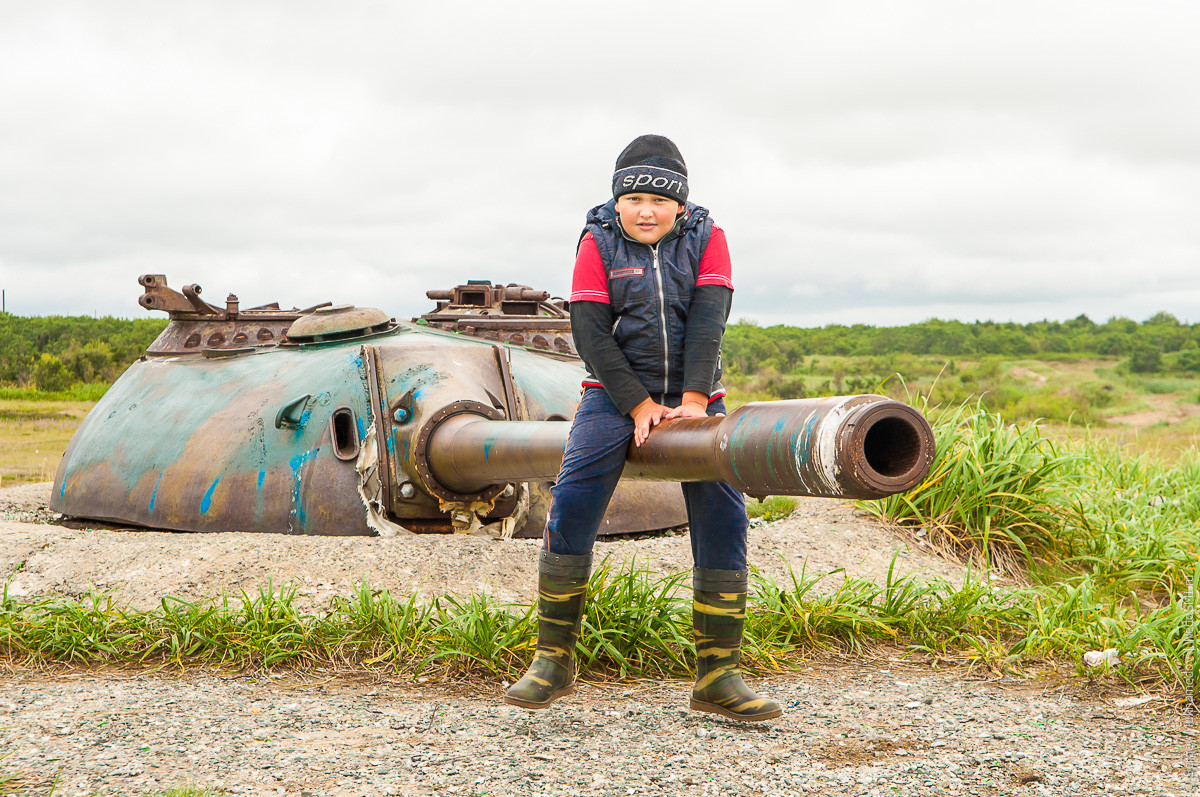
[582,199,715,398]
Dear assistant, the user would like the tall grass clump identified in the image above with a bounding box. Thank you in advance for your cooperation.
[863,401,1078,574]
[578,564,691,677]
[749,564,901,655]
[422,592,531,677]
[1060,444,1200,593]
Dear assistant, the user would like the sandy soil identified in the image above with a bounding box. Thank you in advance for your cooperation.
[1109,392,1200,428]
[0,482,967,611]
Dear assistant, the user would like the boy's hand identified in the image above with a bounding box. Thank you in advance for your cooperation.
[664,391,710,421]
[629,398,671,447]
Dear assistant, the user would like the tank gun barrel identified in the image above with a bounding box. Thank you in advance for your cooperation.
[425,414,571,492]
[426,395,935,500]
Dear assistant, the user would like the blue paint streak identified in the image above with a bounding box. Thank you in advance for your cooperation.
[288,449,318,529]
[356,416,366,441]
[149,471,164,512]
[728,413,755,483]
[796,414,819,465]
[200,477,220,513]
[483,439,493,460]
[767,417,786,464]
[289,449,317,471]
[254,467,267,521]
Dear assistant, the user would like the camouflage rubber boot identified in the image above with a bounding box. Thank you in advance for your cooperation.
[503,550,591,710]
[690,567,783,722]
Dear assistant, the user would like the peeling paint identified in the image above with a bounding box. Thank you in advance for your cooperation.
[814,397,858,493]
[288,448,319,531]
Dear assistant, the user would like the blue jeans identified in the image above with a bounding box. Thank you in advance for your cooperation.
[544,388,748,570]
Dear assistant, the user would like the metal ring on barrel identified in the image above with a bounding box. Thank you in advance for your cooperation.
[413,400,506,502]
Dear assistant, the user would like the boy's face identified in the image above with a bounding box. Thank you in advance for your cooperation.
[615,193,684,245]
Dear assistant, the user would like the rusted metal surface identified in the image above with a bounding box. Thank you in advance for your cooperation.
[139,274,320,356]
[51,275,933,540]
[287,305,395,342]
[52,345,376,535]
[427,414,570,494]
[625,396,935,499]
[418,280,576,356]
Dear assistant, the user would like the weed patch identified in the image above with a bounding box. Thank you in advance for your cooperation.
[4,557,1200,697]
[864,402,1077,574]
[746,496,799,522]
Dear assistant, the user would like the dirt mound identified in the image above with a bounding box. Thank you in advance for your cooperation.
[0,483,966,610]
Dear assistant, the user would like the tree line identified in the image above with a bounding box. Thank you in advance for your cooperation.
[0,314,167,392]
[722,312,1200,378]
[3,311,1199,393]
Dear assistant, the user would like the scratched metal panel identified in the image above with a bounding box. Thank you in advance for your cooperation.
[51,344,374,535]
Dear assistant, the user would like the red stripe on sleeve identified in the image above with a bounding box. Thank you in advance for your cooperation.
[569,232,610,304]
[695,225,734,290]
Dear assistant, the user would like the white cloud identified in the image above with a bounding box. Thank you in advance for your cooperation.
[2,0,1199,327]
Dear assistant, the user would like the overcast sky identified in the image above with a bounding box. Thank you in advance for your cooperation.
[1,1,1198,327]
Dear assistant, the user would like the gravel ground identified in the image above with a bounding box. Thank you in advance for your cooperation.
[2,665,1196,797]
[2,482,1196,796]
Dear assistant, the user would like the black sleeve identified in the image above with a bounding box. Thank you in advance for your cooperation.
[570,300,651,416]
[682,285,733,396]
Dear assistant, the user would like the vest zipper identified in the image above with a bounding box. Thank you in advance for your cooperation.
[651,242,669,401]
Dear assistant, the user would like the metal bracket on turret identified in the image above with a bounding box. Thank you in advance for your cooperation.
[136,274,315,356]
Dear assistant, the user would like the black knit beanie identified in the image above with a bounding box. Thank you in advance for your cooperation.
[612,134,689,205]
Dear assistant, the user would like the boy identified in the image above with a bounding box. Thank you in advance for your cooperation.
[503,135,782,722]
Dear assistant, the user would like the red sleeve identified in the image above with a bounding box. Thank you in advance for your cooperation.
[569,231,610,304]
[696,225,734,290]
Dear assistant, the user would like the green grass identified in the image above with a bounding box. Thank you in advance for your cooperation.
[1138,377,1200,395]
[866,400,1200,586]
[727,354,1200,437]
[4,553,1200,696]
[746,496,799,522]
[851,399,1200,691]
[0,383,110,402]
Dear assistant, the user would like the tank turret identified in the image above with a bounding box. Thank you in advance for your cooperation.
[50,276,934,538]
